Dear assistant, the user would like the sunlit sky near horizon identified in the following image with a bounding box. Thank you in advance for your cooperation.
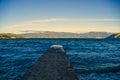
[0,0,120,34]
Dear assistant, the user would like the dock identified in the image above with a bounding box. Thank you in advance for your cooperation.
[20,45,78,80]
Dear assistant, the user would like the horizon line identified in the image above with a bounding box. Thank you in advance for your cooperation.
[0,31,118,34]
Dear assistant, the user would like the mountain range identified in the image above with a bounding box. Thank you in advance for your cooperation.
[18,31,112,38]
[1,31,120,39]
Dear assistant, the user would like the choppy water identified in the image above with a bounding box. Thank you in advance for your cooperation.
[0,38,120,80]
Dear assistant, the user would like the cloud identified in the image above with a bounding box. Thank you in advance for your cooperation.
[4,18,120,28]
[28,18,120,22]
[73,18,120,22]
[3,18,69,28]
[0,18,120,34]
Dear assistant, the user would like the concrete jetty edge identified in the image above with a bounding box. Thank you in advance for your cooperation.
[20,45,78,80]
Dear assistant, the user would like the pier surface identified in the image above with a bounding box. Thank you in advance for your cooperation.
[21,45,78,80]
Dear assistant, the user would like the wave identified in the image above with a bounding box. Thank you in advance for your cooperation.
[75,65,120,75]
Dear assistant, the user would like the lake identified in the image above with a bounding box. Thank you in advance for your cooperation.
[0,38,120,80]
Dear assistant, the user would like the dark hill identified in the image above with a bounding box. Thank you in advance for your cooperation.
[0,33,24,39]
[106,32,120,39]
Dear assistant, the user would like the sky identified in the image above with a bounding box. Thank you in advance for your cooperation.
[0,0,120,34]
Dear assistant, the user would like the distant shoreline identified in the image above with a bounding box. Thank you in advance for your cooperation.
[0,32,120,39]
[0,37,104,39]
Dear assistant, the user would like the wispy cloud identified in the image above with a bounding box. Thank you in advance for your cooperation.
[20,18,120,23]
[73,18,120,22]
[0,18,120,34]
[4,18,120,28]
[7,18,67,27]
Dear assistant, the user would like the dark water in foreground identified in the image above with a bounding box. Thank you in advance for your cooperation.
[0,38,120,80]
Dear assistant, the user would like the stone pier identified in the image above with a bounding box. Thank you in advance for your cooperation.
[20,45,78,80]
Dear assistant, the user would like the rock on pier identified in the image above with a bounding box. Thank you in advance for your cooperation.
[20,45,78,80]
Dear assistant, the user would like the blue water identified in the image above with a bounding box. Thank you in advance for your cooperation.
[0,38,120,80]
